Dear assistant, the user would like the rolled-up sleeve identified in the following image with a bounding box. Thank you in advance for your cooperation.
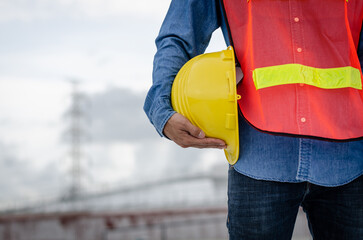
[143,0,222,137]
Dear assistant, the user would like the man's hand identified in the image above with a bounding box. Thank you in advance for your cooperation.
[163,113,227,149]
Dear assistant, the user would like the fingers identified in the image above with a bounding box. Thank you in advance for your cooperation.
[179,136,227,149]
[163,113,227,149]
[183,117,205,139]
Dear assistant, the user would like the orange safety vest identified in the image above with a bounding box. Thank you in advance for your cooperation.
[222,0,363,141]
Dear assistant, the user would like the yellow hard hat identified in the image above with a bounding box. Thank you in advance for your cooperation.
[171,46,241,165]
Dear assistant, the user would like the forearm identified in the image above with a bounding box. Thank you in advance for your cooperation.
[144,0,222,137]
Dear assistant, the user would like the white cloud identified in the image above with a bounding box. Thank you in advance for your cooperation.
[60,0,170,18]
[87,142,136,183]
[0,0,230,207]
[0,0,171,22]
[0,78,69,168]
[0,77,68,122]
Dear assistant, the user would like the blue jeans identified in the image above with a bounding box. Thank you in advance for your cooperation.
[227,167,363,240]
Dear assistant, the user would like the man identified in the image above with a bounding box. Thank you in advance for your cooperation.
[144,0,363,239]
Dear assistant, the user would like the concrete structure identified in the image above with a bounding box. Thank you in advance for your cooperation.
[0,168,311,240]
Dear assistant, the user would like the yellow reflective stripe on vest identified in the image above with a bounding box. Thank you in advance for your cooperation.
[253,64,362,90]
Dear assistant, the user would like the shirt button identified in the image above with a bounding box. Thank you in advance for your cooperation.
[301,117,306,123]
[294,17,300,23]
[297,48,302,53]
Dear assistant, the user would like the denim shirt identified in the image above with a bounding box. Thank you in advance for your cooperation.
[144,0,363,187]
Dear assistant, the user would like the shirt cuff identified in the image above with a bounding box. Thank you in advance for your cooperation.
[149,96,176,137]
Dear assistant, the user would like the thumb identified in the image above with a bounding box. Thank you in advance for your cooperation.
[184,121,205,139]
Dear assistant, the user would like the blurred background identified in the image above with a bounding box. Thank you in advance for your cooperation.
[0,0,311,239]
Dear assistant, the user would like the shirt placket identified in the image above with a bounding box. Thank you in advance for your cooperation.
[289,1,310,133]
[289,0,312,180]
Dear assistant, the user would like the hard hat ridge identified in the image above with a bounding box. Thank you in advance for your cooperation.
[171,46,240,164]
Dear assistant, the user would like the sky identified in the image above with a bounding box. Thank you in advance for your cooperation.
[0,0,228,207]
